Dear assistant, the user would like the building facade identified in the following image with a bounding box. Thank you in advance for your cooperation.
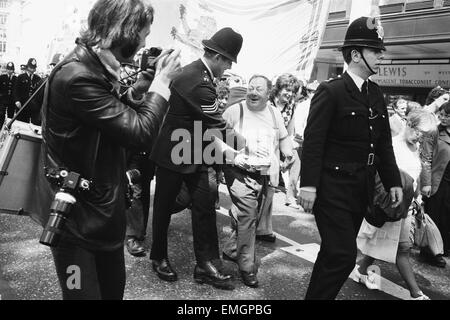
[314,0,450,105]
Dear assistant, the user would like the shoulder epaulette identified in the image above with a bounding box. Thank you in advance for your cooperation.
[327,75,343,83]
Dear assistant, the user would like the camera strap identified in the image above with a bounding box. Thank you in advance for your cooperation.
[41,57,80,177]
[5,78,48,130]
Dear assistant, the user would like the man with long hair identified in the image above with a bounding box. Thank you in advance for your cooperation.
[34,0,181,299]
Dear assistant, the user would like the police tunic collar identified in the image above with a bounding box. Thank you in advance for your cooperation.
[347,70,366,92]
[200,57,215,81]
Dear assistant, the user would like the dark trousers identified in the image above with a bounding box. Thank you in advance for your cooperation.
[126,175,151,241]
[425,178,450,253]
[0,104,5,127]
[305,204,364,300]
[51,238,125,300]
[150,166,220,263]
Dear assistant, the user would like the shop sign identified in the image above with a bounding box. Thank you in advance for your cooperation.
[372,64,450,88]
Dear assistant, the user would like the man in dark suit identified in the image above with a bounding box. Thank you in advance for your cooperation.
[13,58,42,124]
[0,62,17,125]
[150,27,245,290]
[299,17,403,300]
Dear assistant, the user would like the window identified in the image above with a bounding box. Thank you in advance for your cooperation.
[378,0,405,5]
[0,41,6,53]
[329,0,351,12]
[0,14,7,25]
[0,0,8,9]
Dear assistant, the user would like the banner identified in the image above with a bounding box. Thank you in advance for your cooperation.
[167,0,330,81]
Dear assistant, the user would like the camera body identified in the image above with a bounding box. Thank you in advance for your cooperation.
[140,47,163,71]
[39,170,90,247]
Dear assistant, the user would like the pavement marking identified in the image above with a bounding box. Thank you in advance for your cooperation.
[217,206,412,300]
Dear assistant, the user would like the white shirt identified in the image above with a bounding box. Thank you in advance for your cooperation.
[347,70,366,92]
[294,98,312,137]
[222,101,288,172]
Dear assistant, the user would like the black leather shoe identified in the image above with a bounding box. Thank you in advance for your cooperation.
[256,234,276,243]
[420,250,447,268]
[126,238,146,257]
[152,258,178,282]
[194,261,234,290]
[222,252,237,263]
[240,270,259,288]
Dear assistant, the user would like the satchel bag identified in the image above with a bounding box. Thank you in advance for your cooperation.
[366,169,415,227]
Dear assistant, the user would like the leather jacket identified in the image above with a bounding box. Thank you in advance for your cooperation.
[33,43,169,251]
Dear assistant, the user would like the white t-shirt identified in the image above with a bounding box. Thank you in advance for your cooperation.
[223,101,288,167]
[392,134,421,190]
[294,98,312,137]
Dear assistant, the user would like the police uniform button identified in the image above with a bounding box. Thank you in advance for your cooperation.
[351,112,355,116]
[371,144,374,148]
[335,166,339,170]
[370,126,373,130]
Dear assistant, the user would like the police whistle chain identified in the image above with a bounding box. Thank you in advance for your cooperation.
[39,169,91,247]
[5,78,49,131]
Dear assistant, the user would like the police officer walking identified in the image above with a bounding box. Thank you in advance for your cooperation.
[13,58,42,124]
[0,62,17,125]
[299,17,403,300]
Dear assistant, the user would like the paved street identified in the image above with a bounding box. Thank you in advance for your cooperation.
[0,182,449,301]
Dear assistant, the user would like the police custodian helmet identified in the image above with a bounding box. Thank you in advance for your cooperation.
[339,16,385,51]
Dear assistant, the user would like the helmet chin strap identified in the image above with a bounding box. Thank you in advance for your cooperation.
[358,49,377,76]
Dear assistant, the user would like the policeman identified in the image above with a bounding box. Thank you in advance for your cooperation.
[150,27,245,290]
[0,62,17,125]
[13,58,42,123]
[299,17,403,300]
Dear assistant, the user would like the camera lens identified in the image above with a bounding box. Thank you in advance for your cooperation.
[39,192,76,247]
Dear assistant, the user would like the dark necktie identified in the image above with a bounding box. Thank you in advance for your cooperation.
[361,81,368,97]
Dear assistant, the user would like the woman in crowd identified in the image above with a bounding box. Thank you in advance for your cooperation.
[354,109,437,300]
[270,73,301,208]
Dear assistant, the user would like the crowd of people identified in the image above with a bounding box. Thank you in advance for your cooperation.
[0,0,449,300]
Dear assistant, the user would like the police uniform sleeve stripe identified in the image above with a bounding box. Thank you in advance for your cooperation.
[201,101,219,113]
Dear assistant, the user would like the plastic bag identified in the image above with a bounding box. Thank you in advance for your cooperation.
[412,202,444,255]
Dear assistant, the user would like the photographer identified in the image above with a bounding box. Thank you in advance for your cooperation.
[34,0,181,300]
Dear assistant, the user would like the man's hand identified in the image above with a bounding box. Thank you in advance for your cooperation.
[155,48,182,86]
[132,69,155,98]
[233,152,251,171]
[436,93,449,108]
[299,189,316,213]
[421,185,431,197]
[15,101,21,109]
[389,187,403,208]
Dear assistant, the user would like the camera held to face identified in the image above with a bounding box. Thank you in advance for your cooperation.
[140,47,163,71]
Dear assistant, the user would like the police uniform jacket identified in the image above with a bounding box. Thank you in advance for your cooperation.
[300,72,401,212]
[151,59,245,174]
[0,73,17,104]
[13,72,42,105]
